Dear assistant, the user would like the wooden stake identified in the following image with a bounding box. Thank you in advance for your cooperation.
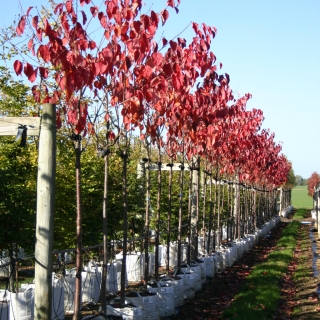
[34,104,56,319]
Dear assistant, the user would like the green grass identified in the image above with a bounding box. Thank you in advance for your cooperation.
[222,219,301,320]
[292,207,310,221]
[292,186,313,209]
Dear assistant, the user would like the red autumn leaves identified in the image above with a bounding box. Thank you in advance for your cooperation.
[13,0,291,187]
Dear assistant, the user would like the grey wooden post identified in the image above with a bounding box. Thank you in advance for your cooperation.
[34,104,56,319]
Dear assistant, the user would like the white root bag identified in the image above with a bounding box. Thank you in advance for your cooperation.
[126,291,159,320]
[64,271,76,313]
[116,261,128,291]
[107,304,143,320]
[0,290,9,320]
[0,259,9,278]
[9,287,34,320]
[82,263,100,304]
[18,277,64,320]
[125,254,143,282]
[188,264,202,292]
[97,263,118,295]
[197,261,206,284]
[178,272,195,300]
[157,284,175,318]
[160,276,184,308]
[203,256,214,278]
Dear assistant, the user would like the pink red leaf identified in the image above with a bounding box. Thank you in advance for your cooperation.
[169,40,177,51]
[16,15,26,36]
[65,0,73,14]
[32,16,39,29]
[28,38,35,55]
[38,45,50,63]
[161,9,169,26]
[192,22,199,34]
[24,63,37,83]
[152,52,163,66]
[98,12,107,28]
[13,60,23,76]
[26,6,33,16]
[54,3,63,15]
[90,6,98,17]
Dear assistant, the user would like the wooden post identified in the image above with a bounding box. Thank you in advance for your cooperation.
[34,104,56,320]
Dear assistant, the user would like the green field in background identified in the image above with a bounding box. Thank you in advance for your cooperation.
[292,185,313,209]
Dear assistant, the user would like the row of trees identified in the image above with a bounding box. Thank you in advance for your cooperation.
[0,0,294,317]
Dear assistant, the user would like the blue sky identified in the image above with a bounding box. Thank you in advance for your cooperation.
[1,0,319,178]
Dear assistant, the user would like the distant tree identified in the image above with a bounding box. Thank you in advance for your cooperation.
[307,172,320,197]
[284,167,296,189]
[295,175,306,186]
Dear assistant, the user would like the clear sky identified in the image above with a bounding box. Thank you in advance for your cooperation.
[1,0,319,179]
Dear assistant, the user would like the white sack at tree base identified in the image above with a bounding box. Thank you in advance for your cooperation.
[181,261,202,292]
[178,270,195,300]
[0,259,9,278]
[125,290,159,320]
[196,260,206,284]
[82,262,100,304]
[19,276,65,320]
[116,261,128,291]
[157,284,175,317]
[124,253,143,282]
[157,245,166,267]
[203,256,215,278]
[9,287,34,320]
[0,290,9,320]
[159,276,184,308]
[97,262,118,295]
[64,271,76,313]
[106,304,143,320]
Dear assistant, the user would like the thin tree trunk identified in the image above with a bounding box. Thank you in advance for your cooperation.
[74,140,82,320]
[166,160,173,276]
[207,170,213,253]
[202,172,207,254]
[144,154,151,289]
[177,161,185,272]
[100,153,109,312]
[187,166,193,265]
[155,148,162,280]
[120,149,128,306]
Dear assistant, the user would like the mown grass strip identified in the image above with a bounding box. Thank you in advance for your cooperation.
[222,220,300,320]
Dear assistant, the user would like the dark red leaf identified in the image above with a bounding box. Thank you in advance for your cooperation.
[167,0,175,7]
[24,63,37,83]
[90,6,98,17]
[99,12,107,28]
[162,37,168,47]
[16,15,26,36]
[26,6,33,16]
[169,40,177,51]
[161,9,169,26]
[81,11,87,24]
[32,16,38,29]
[65,0,73,14]
[38,45,50,63]
[54,3,64,15]
[39,67,48,79]
[13,60,23,76]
